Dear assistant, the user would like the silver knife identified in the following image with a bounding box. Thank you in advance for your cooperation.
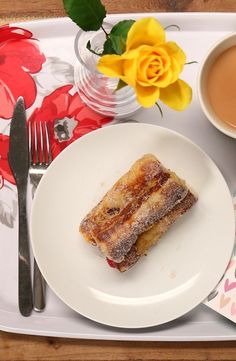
[8,97,33,317]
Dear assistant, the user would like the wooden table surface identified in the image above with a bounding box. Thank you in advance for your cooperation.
[1,0,236,360]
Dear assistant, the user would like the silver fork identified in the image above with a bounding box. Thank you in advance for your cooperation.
[29,121,52,311]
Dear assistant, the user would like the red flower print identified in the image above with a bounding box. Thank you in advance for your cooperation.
[28,84,113,159]
[0,82,113,187]
[0,25,46,119]
[0,133,14,187]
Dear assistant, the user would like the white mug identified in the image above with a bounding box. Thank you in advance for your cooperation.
[197,33,236,139]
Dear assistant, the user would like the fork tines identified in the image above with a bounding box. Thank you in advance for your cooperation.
[28,121,52,166]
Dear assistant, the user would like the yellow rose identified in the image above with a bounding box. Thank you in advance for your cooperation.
[97,17,192,110]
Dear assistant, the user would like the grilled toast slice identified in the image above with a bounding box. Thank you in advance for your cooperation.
[80,154,197,267]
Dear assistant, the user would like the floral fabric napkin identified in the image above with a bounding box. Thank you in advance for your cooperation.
[204,192,236,323]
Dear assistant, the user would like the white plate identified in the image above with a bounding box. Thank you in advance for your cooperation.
[30,123,235,328]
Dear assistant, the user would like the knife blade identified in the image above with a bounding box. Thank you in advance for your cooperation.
[8,97,33,317]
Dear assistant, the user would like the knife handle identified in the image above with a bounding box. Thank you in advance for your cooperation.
[18,187,33,317]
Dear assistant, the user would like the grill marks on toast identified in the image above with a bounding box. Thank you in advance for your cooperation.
[117,191,197,272]
[80,154,197,268]
[99,180,188,262]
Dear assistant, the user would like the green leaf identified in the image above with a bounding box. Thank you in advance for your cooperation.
[103,38,114,54]
[116,79,128,91]
[109,20,135,55]
[63,0,106,31]
[86,40,102,56]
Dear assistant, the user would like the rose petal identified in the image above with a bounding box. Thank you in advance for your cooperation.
[137,54,173,88]
[122,49,143,86]
[160,79,192,111]
[159,42,186,67]
[156,42,186,85]
[126,18,165,51]
[98,50,140,87]
[122,59,139,87]
[135,82,160,107]
[97,54,124,78]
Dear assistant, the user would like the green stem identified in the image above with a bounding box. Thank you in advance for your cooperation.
[88,48,102,56]
[86,40,102,56]
[101,25,109,38]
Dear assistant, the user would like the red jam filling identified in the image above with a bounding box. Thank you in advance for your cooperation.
[106,258,118,268]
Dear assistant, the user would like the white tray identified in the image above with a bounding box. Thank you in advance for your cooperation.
[1,13,236,341]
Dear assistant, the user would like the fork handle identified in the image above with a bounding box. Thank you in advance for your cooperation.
[33,259,46,311]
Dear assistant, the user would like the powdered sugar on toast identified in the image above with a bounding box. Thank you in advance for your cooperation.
[80,154,197,265]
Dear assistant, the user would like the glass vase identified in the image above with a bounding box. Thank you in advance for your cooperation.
[74,23,141,118]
